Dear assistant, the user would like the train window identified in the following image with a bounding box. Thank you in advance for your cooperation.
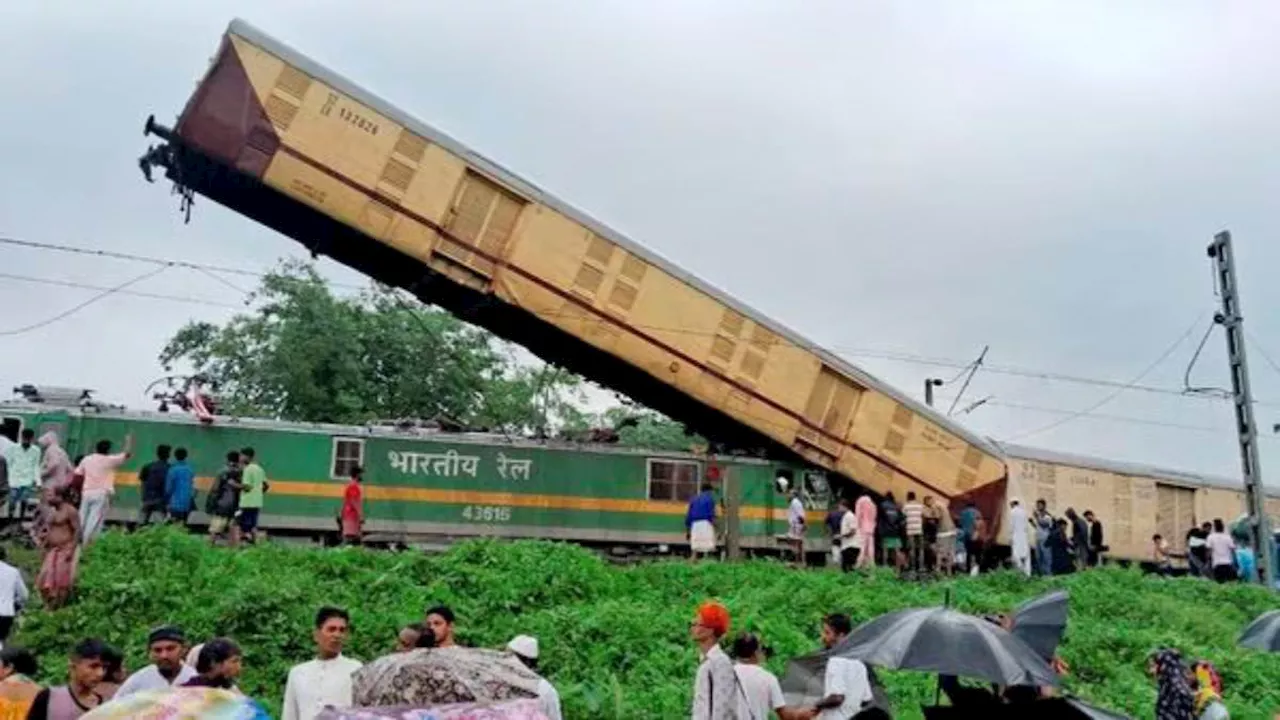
[0,418,20,443]
[647,459,703,502]
[330,438,365,479]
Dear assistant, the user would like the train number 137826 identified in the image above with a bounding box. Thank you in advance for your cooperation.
[461,505,512,523]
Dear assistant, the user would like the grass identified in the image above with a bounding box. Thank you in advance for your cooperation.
[9,528,1280,719]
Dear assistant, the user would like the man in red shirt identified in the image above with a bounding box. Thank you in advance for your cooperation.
[340,466,364,545]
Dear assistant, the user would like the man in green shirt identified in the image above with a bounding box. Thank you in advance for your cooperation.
[237,447,268,544]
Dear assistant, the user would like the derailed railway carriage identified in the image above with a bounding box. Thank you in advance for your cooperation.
[138,18,1009,529]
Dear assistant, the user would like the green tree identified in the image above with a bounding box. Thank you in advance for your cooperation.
[159,260,584,429]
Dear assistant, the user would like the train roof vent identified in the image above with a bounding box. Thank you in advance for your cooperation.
[11,384,95,407]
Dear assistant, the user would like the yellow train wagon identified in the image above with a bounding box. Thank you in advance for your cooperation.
[139,19,1008,518]
[999,442,1280,562]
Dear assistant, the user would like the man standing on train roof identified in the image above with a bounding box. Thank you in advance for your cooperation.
[238,447,267,544]
[136,444,171,526]
[686,483,718,562]
[76,434,134,546]
[786,487,807,568]
[164,448,195,524]
[3,429,41,522]
[1008,499,1031,577]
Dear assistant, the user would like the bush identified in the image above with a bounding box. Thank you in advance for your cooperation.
[16,528,1280,718]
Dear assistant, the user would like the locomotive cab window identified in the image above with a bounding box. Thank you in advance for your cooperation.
[330,438,365,479]
[647,459,704,502]
[0,418,21,443]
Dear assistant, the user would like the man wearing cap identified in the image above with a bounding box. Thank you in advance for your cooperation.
[114,625,196,698]
[506,635,562,720]
[691,600,739,720]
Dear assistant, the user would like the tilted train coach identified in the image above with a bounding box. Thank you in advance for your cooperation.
[139,18,1008,528]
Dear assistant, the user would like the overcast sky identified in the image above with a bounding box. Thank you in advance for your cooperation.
[3,1,1280,482]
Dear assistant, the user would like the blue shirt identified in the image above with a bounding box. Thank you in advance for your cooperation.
[686,491,716,528]
[959,506,979,539]
[165,461,195,513]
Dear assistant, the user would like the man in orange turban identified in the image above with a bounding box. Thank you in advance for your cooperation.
[690,601,737,719]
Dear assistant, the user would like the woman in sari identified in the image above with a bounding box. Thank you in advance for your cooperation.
[33,433,73,544]
[0,646,41,720]
[1149,648,1196,720]
[36,487,79,610]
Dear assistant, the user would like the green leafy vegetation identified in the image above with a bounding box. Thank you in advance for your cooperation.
[156,261,697,451]
[15,529,1280,719]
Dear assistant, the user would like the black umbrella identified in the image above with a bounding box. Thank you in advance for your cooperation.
[832,607,1059,688]
[1010,589,1069,661]
[779,651,891,712]
[1238,609,1280,651]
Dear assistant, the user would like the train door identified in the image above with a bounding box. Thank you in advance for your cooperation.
[1155,483,1196,552]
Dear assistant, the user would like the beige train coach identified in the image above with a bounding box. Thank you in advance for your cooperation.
[141,19,1007,516]
[996,443,1279,562]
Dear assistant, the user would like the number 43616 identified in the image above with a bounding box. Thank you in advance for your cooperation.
[462,505,511,523]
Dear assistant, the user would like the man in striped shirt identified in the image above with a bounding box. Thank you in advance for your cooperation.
[903,492,925,574]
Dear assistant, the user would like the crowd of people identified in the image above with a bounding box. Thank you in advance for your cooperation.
[0,603,564,719]
[685,484,1116,579]
[0,433,374,612]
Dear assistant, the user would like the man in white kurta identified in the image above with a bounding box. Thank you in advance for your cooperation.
[283,607,363,720]
[506,635,563,720]
[1009,499,1031,577]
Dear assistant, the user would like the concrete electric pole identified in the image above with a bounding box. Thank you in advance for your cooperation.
[1207,230,1273,587]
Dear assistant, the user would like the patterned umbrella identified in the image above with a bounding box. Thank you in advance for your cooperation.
[353,647,541,708]
[318,699,547,720]
[82,687,270,719]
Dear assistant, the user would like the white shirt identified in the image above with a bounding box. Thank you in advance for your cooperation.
[1009,505,1029,554]
[788,498,805,527]
[692,644,739,720]
[734,663,785,720]
[536,677,563,720]
[283,655,363,720]
[115,664,198,698]
[1206,532,1236,566]
[0,563,28,617]
[839,510,856,541]
[820,657,872,720]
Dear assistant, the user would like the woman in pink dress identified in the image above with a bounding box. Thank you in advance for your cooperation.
[340,466,364,545]
[854,494,877,569]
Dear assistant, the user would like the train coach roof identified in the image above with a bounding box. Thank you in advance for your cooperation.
[999,441,1280,498]
[223,18,1003,461]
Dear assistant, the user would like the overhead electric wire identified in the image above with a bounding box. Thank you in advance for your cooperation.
[0,265,170,337]
[11,236,1280,410]
[1001,314,1209,442]
[1183,320,1229,398]
[0,271,244,309]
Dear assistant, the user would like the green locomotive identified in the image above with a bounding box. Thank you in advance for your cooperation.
[0,387,833,555]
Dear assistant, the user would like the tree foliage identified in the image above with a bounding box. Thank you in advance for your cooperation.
[159,261,584,431]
